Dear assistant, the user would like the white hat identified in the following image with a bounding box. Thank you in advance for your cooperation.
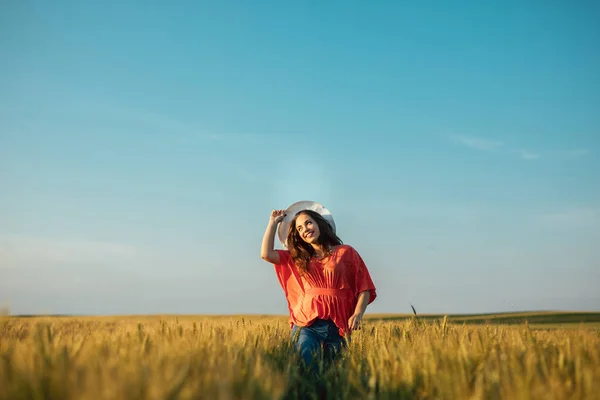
[278,200,336,248]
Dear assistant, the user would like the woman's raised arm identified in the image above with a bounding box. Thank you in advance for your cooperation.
[261,209,285,264]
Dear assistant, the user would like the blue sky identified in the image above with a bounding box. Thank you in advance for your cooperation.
[1,1,599,315]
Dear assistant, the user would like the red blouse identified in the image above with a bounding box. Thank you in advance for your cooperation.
[274,244,377,337]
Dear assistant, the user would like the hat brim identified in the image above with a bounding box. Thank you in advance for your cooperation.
[278,200,336,249]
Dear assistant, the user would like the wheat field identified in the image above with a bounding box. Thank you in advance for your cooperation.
[1,315,599,400]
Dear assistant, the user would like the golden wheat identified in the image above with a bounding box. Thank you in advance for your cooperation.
[1,316,599,400]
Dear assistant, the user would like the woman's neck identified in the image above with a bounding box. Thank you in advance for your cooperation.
[312,244,329,258]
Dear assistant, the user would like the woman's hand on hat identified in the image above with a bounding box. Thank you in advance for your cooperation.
[270,209,286,224]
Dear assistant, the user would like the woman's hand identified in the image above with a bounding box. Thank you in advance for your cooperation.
[348,312,363,331]
[261,209,286,264]
[349,291,370,330]
[270,209,286,224]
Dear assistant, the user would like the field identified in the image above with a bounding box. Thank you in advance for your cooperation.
[1,312,599,400]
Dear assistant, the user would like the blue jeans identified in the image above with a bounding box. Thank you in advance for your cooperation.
[291,319,348,376]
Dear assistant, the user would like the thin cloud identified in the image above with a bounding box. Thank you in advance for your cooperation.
[538,208,600,228]
[452,134,593,162]
[454,135,504,151]
[238,168,259,183]
[0,234,141,269]
[452,134,541,161]
[514,149,540,160]
[104,106,264,145]
[30,91,265,146]
[564,149,590,158]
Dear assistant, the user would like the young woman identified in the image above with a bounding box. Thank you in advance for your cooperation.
[261,205,377,374]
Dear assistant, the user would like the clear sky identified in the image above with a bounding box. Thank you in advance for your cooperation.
[1,1,599,316]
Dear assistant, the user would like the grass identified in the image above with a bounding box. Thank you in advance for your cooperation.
[1,312,599,399]
[366,311,600,325]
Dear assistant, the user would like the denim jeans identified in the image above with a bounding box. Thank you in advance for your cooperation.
[291,318,348,376]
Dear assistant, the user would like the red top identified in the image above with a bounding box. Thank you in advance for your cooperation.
[274,244,377,337]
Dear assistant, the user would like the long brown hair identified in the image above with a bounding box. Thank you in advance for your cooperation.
[287,209,343,273]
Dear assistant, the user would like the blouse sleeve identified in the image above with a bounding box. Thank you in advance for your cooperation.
[352,247,377,304]
[273,250,304,298]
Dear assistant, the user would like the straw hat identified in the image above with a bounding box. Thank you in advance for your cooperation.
[278,200,336,248]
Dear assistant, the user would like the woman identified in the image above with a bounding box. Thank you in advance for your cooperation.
[261,204,377,374]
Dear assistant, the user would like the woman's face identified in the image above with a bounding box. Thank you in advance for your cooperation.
[295,213,320,244]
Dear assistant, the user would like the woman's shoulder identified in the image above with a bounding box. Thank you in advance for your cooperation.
[275,249,292,264]
[334,244,358,255]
